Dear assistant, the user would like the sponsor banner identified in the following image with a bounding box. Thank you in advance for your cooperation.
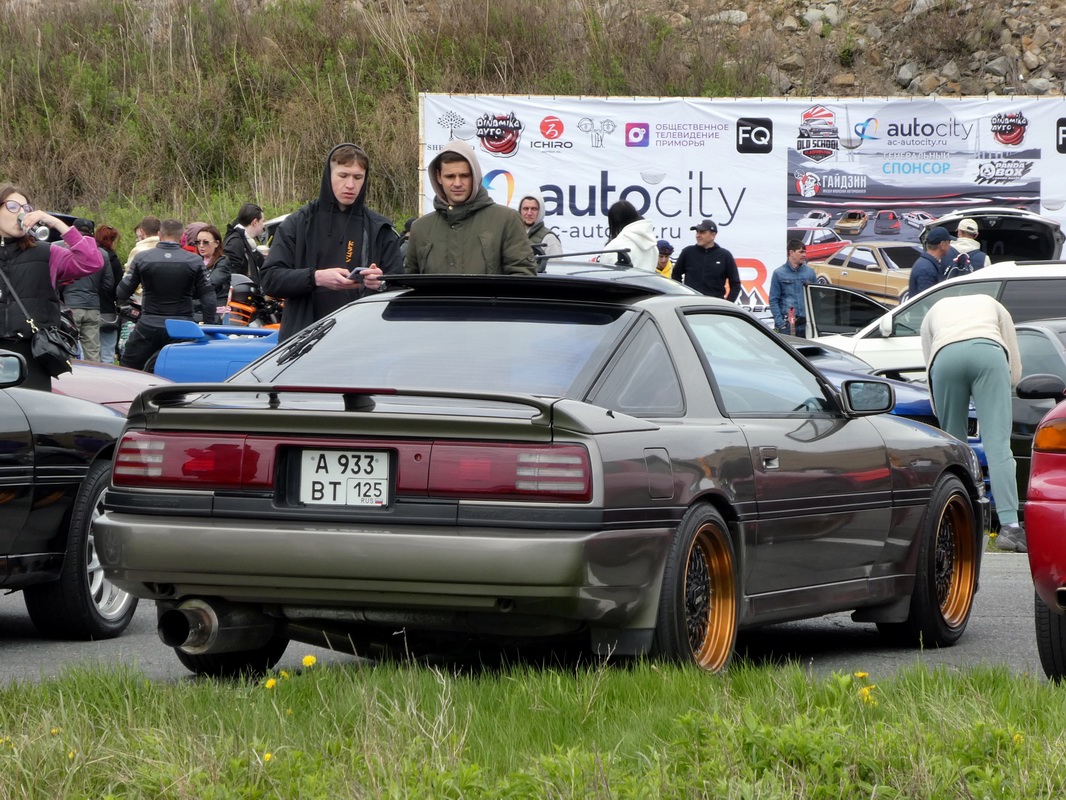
[420,94,1066,306]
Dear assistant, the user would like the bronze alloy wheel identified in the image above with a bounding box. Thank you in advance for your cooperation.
[685,522,737,671]
[935,491,978,629]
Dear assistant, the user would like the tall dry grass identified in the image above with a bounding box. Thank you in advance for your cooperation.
[0,0,780,222]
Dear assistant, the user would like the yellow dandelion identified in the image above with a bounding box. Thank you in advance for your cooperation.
[302,654,317,668]
[50,727,61,736]
[68,750,76,760]
[286,708,294,716]
[853,671,869,679]
[280,670,291,679]
[264,678,277,689]
[1013,733,1024,745]
[858,684,878,704]
[264,752,273,762]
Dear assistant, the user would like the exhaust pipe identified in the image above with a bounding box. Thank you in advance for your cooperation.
[158,599,277,655]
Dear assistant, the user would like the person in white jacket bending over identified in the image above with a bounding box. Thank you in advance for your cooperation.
[921,294,1023,551]
[595,200,657,271]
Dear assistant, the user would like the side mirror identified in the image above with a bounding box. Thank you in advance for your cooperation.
[840,379,895,415]
[0,352,28,389]
[878,314,894,337]
[1017,373,1066,401]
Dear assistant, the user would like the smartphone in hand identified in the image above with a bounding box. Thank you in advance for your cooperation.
[347,266,368,280]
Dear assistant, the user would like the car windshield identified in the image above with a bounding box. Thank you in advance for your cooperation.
[880,281,1000,337]
[239,298,633,397]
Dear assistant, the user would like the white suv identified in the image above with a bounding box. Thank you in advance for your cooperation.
[804,261,1066,373]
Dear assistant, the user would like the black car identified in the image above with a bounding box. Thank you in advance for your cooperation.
[97,266,989,676]
[0,352,137,639]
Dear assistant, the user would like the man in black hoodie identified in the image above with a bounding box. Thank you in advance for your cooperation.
[260,143,402,341]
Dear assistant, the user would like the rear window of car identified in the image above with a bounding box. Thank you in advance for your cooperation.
[998,279,1066,322]
[242,298,633,397]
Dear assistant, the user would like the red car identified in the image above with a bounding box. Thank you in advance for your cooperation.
[1021,373,1066,680]
[787,227,851,260]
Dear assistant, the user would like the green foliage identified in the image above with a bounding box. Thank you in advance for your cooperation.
[0,0,778,227]
[1,661,1066,797]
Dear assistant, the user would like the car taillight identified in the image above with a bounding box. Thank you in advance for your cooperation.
[1034,420,1066,452]
[113,432,275,490]
[427,443,591,502]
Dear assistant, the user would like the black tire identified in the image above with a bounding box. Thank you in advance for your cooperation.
[651,505,738,671]
[24,460,138,639]
[1035,591,1066,681]
[878,475,978,647]
[816,276,831,285]
[173,635,290,679]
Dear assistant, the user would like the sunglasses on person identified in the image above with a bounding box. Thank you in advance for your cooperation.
[3,200,35,215]
[195,239,217,247]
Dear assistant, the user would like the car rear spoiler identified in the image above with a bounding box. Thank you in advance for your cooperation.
[130,382,558,417]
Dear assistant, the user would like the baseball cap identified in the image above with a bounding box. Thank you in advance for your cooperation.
[926,226,952,245]
[72,218,95,235]
[657,239,674,255]
[958,218,979,235]
[691,219,718,232]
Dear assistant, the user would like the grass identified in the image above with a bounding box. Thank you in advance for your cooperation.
[2,657,1065,797]
[0,0,783,232]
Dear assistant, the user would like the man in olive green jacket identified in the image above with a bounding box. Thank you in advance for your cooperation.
[405,140,537,275]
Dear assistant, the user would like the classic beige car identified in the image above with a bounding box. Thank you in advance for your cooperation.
[808,241,925,305]
[833,210,869,236]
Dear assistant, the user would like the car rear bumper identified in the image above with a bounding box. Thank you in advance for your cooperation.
[95,512,676,630]
[1025,500,1066,611]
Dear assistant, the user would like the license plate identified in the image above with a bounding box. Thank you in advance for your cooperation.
[299,449,390,506]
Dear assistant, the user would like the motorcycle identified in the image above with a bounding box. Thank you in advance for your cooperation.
[226,274,283,329]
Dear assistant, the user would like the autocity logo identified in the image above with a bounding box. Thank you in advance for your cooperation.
[853,117,880,142]
[475,111,524,157]
[975,159,1034,185]
[482,169,516,205]
[794,170,821,197]
[875,114,973,147]
[530,115,574,151]
[796,105,839,162]
[1058,118,1066,154]
[736,118,773,153]
[991,111,1029,146]
[625,122,650,147]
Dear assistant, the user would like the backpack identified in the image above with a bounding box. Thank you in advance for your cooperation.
[943,250,973,281]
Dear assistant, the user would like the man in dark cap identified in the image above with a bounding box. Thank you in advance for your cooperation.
[656,239,674,277]
[60,218,114,362]
[909,225,953,298]
[671,218,741,300]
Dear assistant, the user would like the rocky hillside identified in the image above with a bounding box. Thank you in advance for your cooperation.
[642,0,1066,97]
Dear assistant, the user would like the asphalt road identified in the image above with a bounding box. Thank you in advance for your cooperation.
[0,553,1043,686]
